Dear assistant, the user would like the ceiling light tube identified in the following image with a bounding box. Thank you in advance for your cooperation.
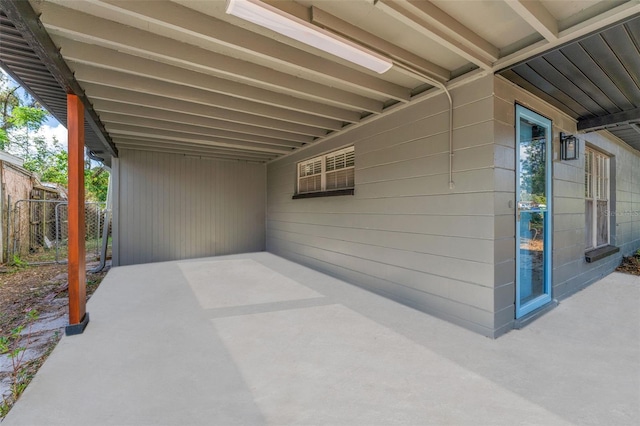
[226,0,393,74]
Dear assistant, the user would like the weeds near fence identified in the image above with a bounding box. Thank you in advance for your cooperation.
[10,255,28,269]
[0,309,39,415]
[10,200,111,265]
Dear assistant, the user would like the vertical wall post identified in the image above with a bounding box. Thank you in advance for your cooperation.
[65,94,89,335]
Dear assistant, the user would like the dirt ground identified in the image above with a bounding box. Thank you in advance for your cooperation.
[616,252,640,276]
[0,262,108,417]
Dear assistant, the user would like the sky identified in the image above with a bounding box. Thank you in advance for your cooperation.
[2,70,68,151]
[41,116,68,147]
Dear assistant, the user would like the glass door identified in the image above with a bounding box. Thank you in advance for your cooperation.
[515,105,552,318]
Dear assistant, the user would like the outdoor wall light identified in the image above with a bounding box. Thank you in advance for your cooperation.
[225,0,393,74]
[560,133,579,160]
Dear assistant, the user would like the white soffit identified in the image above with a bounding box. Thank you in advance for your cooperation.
[8,0,638,163]
[431,0,536,49]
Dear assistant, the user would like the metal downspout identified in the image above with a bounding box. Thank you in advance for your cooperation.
[89,172,112,273]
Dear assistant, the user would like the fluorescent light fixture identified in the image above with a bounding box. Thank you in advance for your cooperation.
[225,0,393,74]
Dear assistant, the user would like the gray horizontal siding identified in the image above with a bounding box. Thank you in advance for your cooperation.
[114,149,265,266]
[267,76,502,336]
[495,76,640,312]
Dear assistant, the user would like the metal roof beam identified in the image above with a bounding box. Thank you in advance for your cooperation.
[578,107,640,131]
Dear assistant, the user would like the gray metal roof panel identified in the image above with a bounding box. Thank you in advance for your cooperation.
[499,14,640,152]
[0,7,116,164]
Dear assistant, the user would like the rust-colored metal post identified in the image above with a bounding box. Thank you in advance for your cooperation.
[65,94,89,335]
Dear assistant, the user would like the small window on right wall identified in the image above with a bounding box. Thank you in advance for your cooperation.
[585,147,610,249]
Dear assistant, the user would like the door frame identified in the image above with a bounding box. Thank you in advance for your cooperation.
[515,104,553,319]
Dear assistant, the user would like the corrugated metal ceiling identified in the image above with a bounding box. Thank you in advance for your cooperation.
[500,14,640,152]
[0,10,115,165]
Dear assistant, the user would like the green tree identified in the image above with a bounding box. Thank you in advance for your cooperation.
[520,137,546,204]
[1,74,109,202]
[22,138,67,185]
[24,147,110,202]
[1,74,47,154]
[85,166,109,202]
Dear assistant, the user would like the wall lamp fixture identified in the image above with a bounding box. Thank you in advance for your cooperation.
[225,0,393,74]
[560,132,579,160]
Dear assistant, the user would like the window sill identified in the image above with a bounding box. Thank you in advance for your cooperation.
[585,245,620,263]
[292,188,354,199]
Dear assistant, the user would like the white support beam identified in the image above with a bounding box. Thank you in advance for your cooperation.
[113,137,275,161]
[105,123,293,155]
[113,143,273,163]
[113,135,278,156]
[93,0,411,101]
[375,0,493,70]
[57,37,379,117]
[96,109,313,146]
[504,0,558,42]
[92,102,314,143]
[89,95,328,138]
[404,0,499,61]
[74,64,360,125]
[83,82,342,131]
[310,7,450,83]
[495,1,640,70]
[100,114,303,148]
[39,2,410,103]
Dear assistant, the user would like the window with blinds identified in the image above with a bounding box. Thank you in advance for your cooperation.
[297,146,355,194]
[585,147,610,249]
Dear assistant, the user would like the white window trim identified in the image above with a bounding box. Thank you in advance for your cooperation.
[297,146,354,194]
[585,147,610,249]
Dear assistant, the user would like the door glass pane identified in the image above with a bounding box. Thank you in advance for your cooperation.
[518,118,547,306]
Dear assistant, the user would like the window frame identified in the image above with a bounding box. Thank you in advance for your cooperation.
[295,146,355,197]
[584,147,610,250]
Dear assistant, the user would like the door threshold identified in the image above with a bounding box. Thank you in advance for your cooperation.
[514,299,558,329]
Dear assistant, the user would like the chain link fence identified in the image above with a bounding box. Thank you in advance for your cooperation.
[9,199,111,265]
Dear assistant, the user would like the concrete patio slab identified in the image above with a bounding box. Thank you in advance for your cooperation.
[4,253,639,425]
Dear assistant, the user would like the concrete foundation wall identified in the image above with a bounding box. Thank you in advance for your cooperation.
[113,149,266,266]
[266,76,504,337]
